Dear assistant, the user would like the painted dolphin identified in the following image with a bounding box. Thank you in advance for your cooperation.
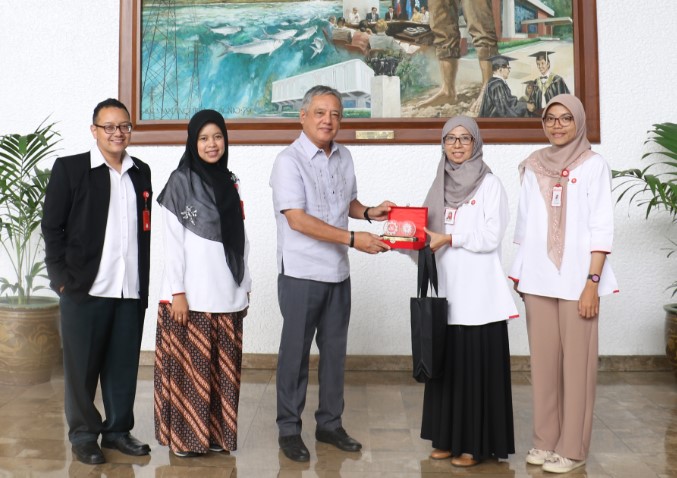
[219,39,284,57]
[292,26,317,44]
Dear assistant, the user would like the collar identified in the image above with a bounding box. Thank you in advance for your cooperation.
[298,131,339,160]
[90,144,137,173]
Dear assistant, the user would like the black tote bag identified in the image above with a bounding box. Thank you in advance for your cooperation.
[410,246,448,383]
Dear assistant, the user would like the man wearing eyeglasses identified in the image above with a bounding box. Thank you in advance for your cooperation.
[42,98,153,465]
[479,55,535,118]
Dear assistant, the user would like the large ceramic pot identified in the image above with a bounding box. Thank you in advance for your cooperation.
[0,297,60,385]
[665,304,677,376]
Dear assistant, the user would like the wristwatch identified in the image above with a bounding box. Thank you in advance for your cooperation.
[587,273,600,283]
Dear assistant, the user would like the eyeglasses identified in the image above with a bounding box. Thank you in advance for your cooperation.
[543,115,573,127]
[443,134,473,146]
[94,123,133,134]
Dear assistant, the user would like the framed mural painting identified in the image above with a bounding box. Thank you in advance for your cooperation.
[119,0,599,145]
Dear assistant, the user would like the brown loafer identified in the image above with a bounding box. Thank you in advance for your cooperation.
[451,453,478,467]
[430,449,452,460]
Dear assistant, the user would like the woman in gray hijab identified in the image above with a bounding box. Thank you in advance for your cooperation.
[419,116,517,467]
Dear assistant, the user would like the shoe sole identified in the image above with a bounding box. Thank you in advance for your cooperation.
[542,460,586,473]
[315,434,362,452]
[280,449,310,462]
[101,442,151,456]
[526,456,546,465]
[73,454,105,465]
[430,452,452,460]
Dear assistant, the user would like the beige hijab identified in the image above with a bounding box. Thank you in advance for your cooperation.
[424,116,491,232]
[519,94,595,269]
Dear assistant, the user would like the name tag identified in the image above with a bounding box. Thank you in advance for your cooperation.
[444,207,457,225]
[551,185,563,207]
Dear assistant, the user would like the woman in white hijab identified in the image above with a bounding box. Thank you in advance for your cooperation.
[419,116,518,467]
[510,94,618,474]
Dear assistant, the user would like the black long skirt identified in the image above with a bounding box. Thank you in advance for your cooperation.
[420,321,515,460]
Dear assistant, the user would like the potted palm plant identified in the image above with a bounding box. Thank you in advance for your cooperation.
[612,122,677,374]
[0,121,62,385]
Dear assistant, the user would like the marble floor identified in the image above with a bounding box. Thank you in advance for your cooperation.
[0,367,674,477]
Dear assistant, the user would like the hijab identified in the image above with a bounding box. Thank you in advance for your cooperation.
[519,94,595,269]
[424,116,492,231]
[157,109,245,285]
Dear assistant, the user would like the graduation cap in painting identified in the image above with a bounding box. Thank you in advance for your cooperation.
[529,51,555,62]
[488,54,517,68]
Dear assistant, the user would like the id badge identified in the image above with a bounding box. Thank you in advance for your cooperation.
[444,207,457,225]
[551,185,563,207]
[143,209,151,231]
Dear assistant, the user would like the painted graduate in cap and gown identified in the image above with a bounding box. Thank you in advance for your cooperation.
[479,55,534,118]
[530,51,570,113]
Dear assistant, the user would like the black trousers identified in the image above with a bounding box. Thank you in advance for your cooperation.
[60,294,144,444]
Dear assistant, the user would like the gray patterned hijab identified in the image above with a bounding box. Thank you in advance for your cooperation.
[424,116,492,231]
[157,110,245,285]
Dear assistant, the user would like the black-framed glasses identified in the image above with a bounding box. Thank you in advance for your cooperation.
[443,134,473,146]
[543,115,573,127]
[94,123,133,134]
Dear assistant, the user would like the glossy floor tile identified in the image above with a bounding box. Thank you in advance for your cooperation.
[0,367,674,477]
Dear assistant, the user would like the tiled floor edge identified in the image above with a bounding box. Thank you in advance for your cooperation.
[139,352,671,371]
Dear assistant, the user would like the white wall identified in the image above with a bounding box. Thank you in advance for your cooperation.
[1,1,675,356]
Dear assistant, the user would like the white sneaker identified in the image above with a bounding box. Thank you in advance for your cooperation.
[526,448,555,465]
[542,456,586,473]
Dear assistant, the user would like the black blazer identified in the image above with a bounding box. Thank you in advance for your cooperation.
[42,152,153,308]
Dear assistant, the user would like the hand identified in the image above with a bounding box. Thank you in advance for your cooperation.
[58,285,65,294]
[353,231,391,254]
[423,227,449,252]
[171,294,190,326]
[578,283,599,319]
[527,102,536,112]
[367,201,396,222]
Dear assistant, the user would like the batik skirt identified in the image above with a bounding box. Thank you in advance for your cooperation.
[154,303,244,453]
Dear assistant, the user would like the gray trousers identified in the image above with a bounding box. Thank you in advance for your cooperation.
[276,274,351,437]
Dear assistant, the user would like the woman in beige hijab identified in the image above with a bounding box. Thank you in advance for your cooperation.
[509,94,618,474]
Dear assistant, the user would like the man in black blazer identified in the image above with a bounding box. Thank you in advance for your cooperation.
[42,99,153,465]
[366,6,379,22]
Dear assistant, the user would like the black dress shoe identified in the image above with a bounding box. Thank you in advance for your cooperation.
[278,434,310,462]
[101,433,151,456]
[72,442,105,465]
[315,427,362,452]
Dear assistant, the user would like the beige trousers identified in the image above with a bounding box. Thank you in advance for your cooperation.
[428,0,497,60]
[524,294,598,461]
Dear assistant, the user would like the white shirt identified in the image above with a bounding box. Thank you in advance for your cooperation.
[159,206,251,313]
[435,174,519,326]
[270,132,357,283]
[509,153,619,300]
[88,146,140,299]
[349,11,360,23]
